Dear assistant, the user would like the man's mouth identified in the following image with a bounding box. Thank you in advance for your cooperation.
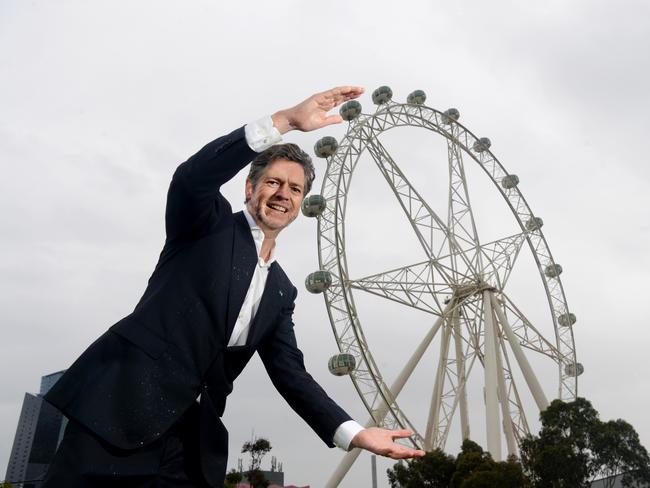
[267,203,288,214]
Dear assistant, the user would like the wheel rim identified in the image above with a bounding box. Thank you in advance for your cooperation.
[315,99,578,456]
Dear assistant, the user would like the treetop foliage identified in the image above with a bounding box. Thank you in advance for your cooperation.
[387,439,526,488]
[388,398,650,488]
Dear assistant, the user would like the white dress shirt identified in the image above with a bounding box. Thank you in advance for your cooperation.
[226,207,275,347]
[238,116,364,451]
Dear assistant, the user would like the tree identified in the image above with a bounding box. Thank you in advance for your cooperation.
[386,399,649,488]
[388,440,528,488]
[450,440,494,488]
[520,398,650,488]
[387,449,456,488]
[241,437,272,488]
[242,438,272,472]
[592,419,650,487]
[460,456,528,488]
[520,397,600,487]
[224,469,243,488]
[452,440,528,488]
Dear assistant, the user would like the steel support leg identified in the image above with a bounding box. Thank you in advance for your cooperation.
[325,306,451,487]
[453,307,470,440]
[424,315,452,449]
[483,290,502,461]
[490,294,549,411]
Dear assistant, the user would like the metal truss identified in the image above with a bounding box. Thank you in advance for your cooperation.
[319,99,578,486]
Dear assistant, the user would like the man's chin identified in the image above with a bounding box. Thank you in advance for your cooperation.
[258,215,287,232]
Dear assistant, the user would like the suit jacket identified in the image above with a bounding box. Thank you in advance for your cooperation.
[45,126,351,487]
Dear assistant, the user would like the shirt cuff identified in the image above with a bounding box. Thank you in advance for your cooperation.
[244,115,283,152]
[332,420,365,451]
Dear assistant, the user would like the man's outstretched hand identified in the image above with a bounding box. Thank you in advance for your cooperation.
[351,427,426,460]
[272,86,364,134]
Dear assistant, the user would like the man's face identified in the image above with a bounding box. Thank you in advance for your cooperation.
[245,158,305,236]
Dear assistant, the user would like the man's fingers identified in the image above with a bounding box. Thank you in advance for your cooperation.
[322,86,365,105]
[386,444,426,460]
[387,429,424,459]
[353,427,425,460]
[390,448,426,460]
[336,85,365,99]
[390,429,415,440]
[322,114,344,126]
[279,86,364,133]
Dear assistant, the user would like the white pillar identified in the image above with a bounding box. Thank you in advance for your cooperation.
[453,307,470,440]
[490,294,549,411]
[483,290,502,461]
[493,321,518,457]
[325,306,451,488]
[424,316,452,449]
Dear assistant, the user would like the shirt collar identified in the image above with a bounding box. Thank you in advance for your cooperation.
[242,206,276,267]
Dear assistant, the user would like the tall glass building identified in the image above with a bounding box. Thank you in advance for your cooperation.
[4,371,66,488]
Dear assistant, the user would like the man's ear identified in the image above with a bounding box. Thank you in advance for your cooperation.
[245,179,253,202]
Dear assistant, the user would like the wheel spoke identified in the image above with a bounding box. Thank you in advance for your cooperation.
[496,333,531,443]
[347,261,454,315]
[479,231,527,290]
[446,124,485,277]
[362,131,476,281]
[426,305,479,450]
[497,292,560,361]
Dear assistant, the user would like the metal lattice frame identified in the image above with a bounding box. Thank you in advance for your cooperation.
[318,99,578,486]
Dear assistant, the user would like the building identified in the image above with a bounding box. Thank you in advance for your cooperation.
[241,469,285,486]
[4,371,66,488]
[236,485,308,488]
[592,473,650,487]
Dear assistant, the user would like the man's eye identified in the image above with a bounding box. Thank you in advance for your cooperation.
[292,187,302,194]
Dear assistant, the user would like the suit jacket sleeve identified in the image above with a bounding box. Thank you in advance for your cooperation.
[165,126,257,242]
[257,286,352,447]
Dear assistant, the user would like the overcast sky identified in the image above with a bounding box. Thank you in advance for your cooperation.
[1,1,650,486]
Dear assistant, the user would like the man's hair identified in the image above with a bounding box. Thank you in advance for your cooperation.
[247,143,315,196]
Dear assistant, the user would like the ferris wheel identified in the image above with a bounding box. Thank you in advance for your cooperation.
[301,86,582,486]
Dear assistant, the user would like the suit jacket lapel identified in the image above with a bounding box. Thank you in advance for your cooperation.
[226,212,257,342]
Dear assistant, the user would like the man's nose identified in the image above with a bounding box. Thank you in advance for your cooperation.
[274,184,290,199]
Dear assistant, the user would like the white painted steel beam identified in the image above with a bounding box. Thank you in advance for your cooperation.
[325,306,451,487]
[491,294,549,411]
[424,316,452,449]
[493,312,518,457]
[453,307,470,440]
[483,290,502,461]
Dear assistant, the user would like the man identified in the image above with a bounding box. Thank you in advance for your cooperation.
[43,87,424,487]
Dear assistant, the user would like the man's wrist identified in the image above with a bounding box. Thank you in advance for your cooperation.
[271,110,294,135]
[244,116,283,152]
[333,420,365,451]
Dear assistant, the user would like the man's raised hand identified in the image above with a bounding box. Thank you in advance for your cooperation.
[351,427,426,460]
[272,86,364,134]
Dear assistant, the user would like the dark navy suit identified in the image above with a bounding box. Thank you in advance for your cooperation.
[44,126,351,487]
